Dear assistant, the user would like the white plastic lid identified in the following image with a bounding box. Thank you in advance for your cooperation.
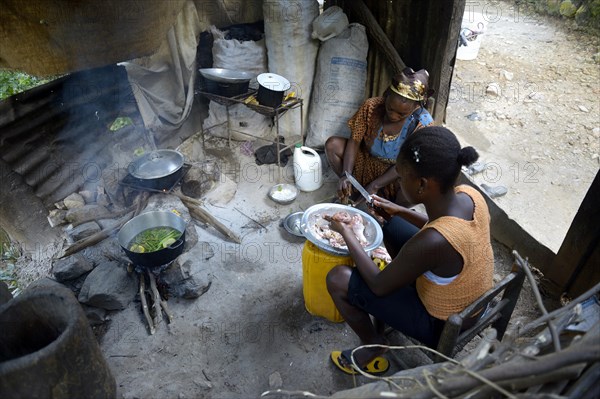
[257,73,291,92]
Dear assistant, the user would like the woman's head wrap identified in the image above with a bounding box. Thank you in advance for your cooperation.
[389,68,429,102]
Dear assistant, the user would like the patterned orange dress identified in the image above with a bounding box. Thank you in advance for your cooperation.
[348,97,433,200]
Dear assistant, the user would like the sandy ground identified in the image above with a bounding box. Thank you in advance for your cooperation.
[6,3,594,398]
[445,5,599,253]
[97,135,539,399]
[97,8,599,397]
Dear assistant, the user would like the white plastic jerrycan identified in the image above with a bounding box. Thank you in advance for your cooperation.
[293,144,323,192]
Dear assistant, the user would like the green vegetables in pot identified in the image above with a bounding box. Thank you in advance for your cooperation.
[128,227,182,253]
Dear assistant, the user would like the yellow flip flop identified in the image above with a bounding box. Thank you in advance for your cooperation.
[330,350,389,375]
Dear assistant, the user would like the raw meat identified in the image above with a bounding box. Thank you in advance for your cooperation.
[313,211,368,249]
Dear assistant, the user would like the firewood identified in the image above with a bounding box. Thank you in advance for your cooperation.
[139,273,155,335]
[47,209,67,227]
[65,204,131,227]
[148,272,173,324]
[60,211,134,258]
[172,191,241,244]
[60,192,149,258]
[147,271,162,327]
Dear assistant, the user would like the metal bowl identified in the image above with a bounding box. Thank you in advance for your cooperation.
[300,203,383,256]
[283,212,304,237]
[268,184,298,205]
[199,68,255,83]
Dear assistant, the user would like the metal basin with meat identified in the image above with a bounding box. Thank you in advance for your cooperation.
[300,203,383,256]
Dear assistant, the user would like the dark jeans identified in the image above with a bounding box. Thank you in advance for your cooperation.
[347,216,445,347]
[382,215,420,259]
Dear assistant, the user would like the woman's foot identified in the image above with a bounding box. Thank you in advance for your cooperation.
[331,348,389,375]
[341,346,387,369]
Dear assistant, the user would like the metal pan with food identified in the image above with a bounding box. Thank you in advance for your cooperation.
[117,211,187,269]
[300,203,383,256]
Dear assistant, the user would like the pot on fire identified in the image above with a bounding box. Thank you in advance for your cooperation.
[127,149,185,191]
[117,211,187,269]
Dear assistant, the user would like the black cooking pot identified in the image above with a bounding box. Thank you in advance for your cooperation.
[127,150,185,190]
[256,73,291,108]
[117,211,187,268]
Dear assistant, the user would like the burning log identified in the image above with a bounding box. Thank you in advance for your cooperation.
[139,272,155,335]
[60,192,149,258]
[148,272,173,324]
[60,211,135,258]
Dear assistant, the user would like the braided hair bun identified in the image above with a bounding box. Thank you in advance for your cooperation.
[457,146,479,167]
[398,126,479,193]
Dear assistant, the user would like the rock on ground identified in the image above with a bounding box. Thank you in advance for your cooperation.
[78,261,137,310]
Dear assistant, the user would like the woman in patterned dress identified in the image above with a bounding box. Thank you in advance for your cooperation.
[325,67,433,204]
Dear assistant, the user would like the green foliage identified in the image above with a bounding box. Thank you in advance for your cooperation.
[109,116,134,132]
[0,70,53,101]
[128,227,182,253]
[560,0,578,17]
[0,230,22,297]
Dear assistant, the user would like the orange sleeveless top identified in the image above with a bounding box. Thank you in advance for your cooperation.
[416,185,494,320]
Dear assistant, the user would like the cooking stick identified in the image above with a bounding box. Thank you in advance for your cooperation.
[139,274,155,335]
[171,191,241,244]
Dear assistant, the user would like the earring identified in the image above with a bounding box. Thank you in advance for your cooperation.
[418,187,424,195]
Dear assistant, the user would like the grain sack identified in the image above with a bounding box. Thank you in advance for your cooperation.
[263,0,319,138]
[305,23,368,148]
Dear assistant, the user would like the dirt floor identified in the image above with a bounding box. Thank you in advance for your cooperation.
[96,8,599,398]
[97,141,540,399]
[5,3,598,399]
[445,5,599,253]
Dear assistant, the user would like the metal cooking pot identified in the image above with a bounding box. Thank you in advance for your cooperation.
[127,149,185,190]
[256,73,291,108]
[117,211,187,268]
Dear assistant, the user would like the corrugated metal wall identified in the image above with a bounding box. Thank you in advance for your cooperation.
[0,65,143,208]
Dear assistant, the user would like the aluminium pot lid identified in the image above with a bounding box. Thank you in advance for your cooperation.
[199,68,254,83]
[257,73,291,92]
[127,150,184,179]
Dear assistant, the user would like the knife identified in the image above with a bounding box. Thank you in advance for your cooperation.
[344,171,373,205]
[344,171,392,221]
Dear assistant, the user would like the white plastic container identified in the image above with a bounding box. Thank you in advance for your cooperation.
[311,6,349,41]
[293,144,323,192]
[456,13,486,61]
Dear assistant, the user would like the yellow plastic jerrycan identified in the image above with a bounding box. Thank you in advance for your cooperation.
[302,241,352,322]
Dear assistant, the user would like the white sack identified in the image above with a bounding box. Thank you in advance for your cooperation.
[305,23,368,148]
[202,101,272,141]
[263,0,319,138]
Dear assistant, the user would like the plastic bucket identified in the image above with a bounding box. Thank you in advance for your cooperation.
[456,33,483,60]
[302,241,351,322]
[293,144,323,192]
[456,14,486,61]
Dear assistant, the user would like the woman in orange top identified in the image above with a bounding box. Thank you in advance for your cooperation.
[325,67,433,204]
[325,126,494,375]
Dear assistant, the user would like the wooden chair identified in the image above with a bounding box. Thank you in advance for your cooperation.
[387,254,527,365]
[434,259,526,362]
